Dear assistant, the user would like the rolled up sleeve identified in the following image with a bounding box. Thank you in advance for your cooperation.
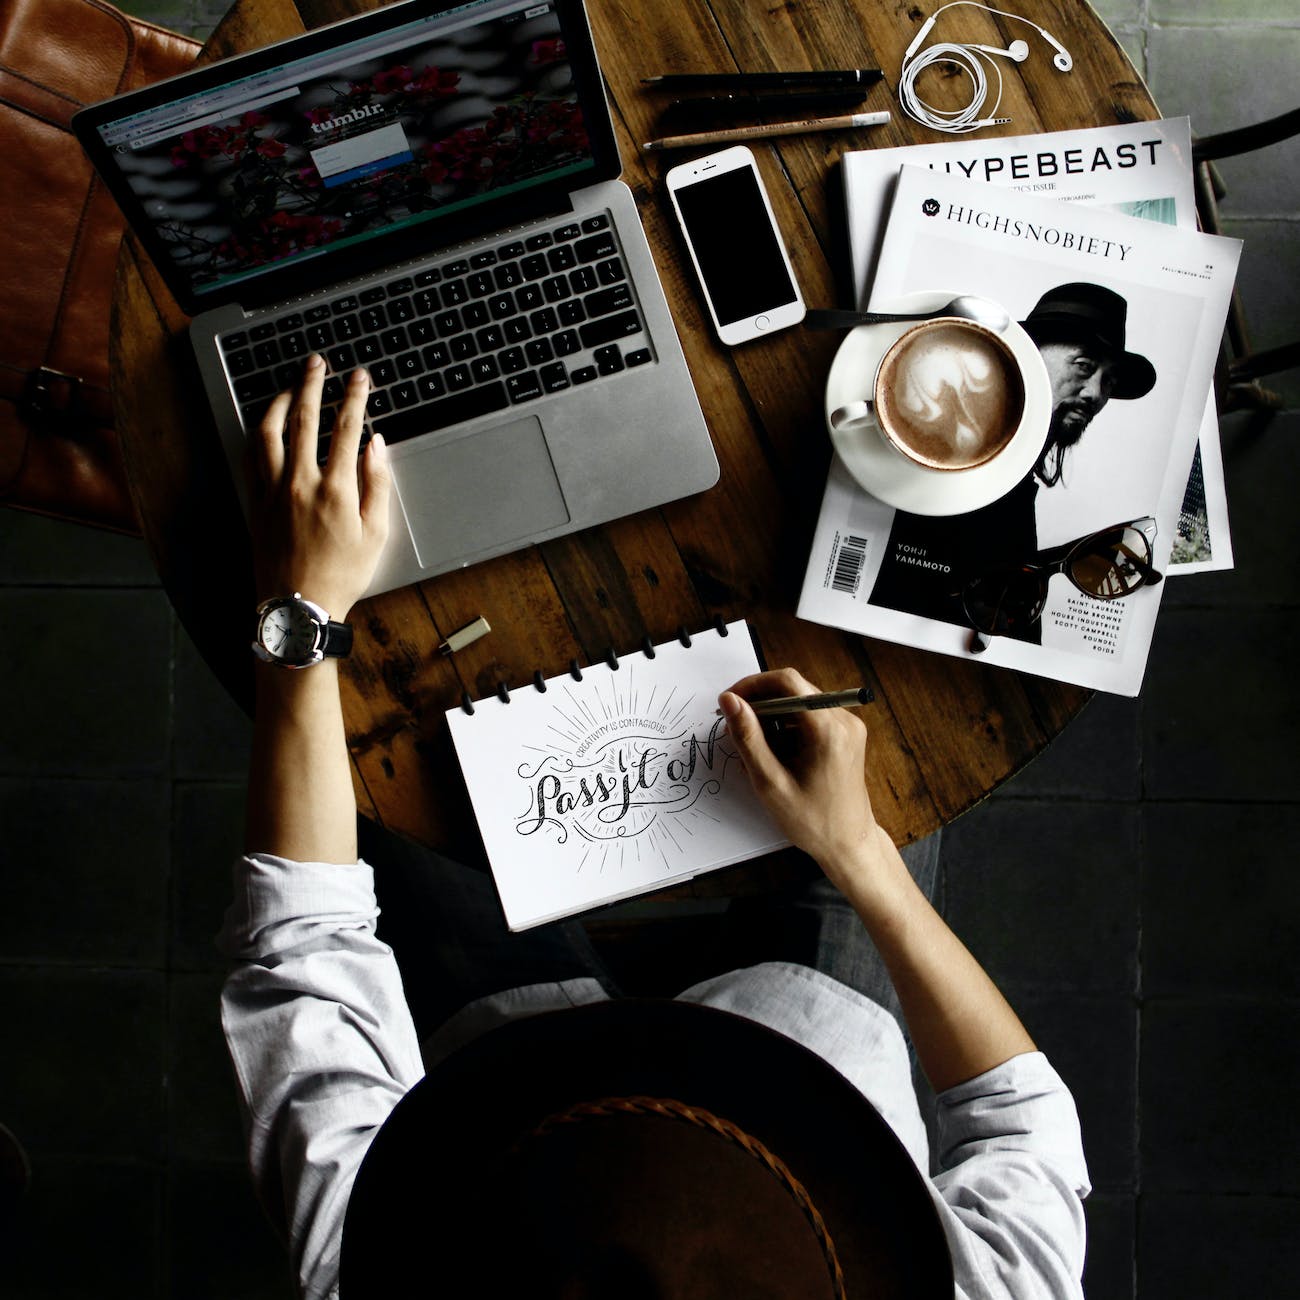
[218,854,425,1300]
[932,1052,1091,1300]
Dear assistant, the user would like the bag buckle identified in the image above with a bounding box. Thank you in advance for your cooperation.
[21,367,85,428]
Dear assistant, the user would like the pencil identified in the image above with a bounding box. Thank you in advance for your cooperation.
[642,70,883,91]
[717,687,875,717]
[644,110,890,152]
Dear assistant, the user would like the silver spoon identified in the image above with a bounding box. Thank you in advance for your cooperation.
[804,295,1012,333]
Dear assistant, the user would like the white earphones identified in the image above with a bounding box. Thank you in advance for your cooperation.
[899,2,1072,134]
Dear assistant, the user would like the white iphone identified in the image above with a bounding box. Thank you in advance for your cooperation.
[665,145,806,346]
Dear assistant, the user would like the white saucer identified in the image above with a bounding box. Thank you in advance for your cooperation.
[824,289,1051,516]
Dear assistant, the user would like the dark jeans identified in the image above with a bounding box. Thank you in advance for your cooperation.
[359,817,942,1043]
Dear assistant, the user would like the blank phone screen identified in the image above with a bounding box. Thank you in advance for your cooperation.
[675,166,797,325]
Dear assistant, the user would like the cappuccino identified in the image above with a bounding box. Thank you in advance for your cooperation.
[874,319,1024,471]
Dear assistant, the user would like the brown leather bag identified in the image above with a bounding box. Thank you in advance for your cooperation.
[0,0,199,535]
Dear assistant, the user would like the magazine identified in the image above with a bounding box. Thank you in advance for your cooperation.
[798,165,1241,696]
[841,117,1232,573]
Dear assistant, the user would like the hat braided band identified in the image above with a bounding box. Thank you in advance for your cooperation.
[524,1095,847,1300]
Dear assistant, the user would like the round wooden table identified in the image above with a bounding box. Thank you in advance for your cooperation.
[112,0,1154,863]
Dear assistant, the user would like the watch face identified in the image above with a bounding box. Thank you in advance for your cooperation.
[258,600,320,665]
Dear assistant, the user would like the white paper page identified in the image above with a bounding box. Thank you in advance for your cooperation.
[446,621,788,930]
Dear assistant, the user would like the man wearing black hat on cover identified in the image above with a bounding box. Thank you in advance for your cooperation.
[220,355,1090,1299]
[867,281,1158,641]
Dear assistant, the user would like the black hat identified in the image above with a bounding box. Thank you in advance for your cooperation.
[1020,282,1156,400]
[339,999,952,1299]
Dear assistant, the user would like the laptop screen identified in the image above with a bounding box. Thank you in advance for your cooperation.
[89,0,600,302]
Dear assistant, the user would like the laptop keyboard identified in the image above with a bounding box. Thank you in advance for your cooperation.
[217,212,652,459]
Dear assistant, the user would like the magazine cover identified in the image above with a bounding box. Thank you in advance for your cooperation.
[841,117,1232,573]
[799,166,1241,695]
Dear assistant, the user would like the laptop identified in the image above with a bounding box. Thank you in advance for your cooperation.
[74,0,718,598]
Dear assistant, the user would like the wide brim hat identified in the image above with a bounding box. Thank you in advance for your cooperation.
[340,999,952,1299]
[1020,281,1157,400]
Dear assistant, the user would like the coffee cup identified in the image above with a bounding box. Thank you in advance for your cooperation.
[830,317,1025,472]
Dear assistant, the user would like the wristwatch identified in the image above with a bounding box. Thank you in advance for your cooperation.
[252,593,353,668]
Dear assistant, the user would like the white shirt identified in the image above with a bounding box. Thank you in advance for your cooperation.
[220,854,1091,1300]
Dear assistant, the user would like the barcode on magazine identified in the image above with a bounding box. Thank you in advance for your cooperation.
[830,533,869,596]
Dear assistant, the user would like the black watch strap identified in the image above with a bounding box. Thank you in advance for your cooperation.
[320,619,354,658]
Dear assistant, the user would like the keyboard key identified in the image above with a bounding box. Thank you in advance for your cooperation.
[381,327,409,354]
[553,330,581,357]
[547,245,577,272]
[250,322,276,342]
[273,363,299,390]
[304,304,331,324]
[529,307,559,335]
[334,314,361,340]
[470,250,497,269]
[418,372,446,401]
[374,381,508,443]
[306,323,334,349]
[570,266,597,294]
[395,350,424,378]
[323,375,345,403]
[596,258,626,286]
[576,231,617,262]
[280,332,308,359]
[367,388,393,417]
[581,214,610,233]
[488,293,516,320]
[471,356,500,383]
[542,275,570,303]
[415,268,441,286]
[387,276,413,294]
[570,365,598,384]
[521,254,549,281]
[371,359,397,386]
[558,300,586,326]
[445,364,472,392]
[409,319,435,345]
[443,259,469,277]
[584,284,634,318]
[462,302,489,329]
[387,296,415,323]
[504,318,532,343]
[507,371,543,403]
[541,362,570,393]
[497,240,525,260]
[468,271,494,297]
[355,336,383,364]
[594,344,625,375]
[253,340,281,367]
[391,380,419,408]
[450,335,478,361]
[277,312,304,331]
[422,342,450,369]
[434,310,463,336]
[360,286,387,305]
[493,263,523,290]
[414,290,439,315]
[441,279,469,306]
[627,349,652,367]
[517,284,544,312]
[327,344,356,372]
[361,306,387,333]
[525,338,554,365]
[499,346,527,375]
[555,223,581,241]
[579,310,642,349]
[332,295,359,314]
[525,232,554,251]
[221,331,248,352]
[235,372,276,403]
[475,325,504,352]
[225,348,254,377]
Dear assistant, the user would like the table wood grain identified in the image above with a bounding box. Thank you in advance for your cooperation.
[111,0,1155,863]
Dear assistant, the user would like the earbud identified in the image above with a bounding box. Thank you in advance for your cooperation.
[1034,27,1073,71]
[971,39,1030,61]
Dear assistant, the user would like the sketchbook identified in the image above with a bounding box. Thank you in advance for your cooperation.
[445,621,789,930]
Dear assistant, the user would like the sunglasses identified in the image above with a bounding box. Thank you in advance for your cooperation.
[959,516,1163,653]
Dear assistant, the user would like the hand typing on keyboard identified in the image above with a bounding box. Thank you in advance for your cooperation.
[246,355,391,620]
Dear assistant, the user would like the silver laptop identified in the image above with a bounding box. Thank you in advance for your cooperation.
[74,0,717,598]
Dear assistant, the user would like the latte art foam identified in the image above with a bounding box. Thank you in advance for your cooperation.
[876,320,1024,471]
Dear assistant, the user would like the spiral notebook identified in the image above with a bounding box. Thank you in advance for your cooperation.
[446,620,789,930]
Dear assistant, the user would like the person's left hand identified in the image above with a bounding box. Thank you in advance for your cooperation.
[247,355,392,620]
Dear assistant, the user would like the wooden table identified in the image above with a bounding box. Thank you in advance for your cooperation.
[112,0,1155,863]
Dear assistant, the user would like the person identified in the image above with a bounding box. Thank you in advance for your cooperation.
[867,281,1157,641]
[219,356,1090,1298]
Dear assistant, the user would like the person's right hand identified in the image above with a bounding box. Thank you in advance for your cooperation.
[719,668,895,897]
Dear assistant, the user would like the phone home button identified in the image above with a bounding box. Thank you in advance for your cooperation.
[754,314,771,331]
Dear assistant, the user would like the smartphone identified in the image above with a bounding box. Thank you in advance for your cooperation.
[665,145,806,346]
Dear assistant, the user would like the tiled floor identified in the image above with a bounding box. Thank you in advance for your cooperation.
[2,1,1296,1295]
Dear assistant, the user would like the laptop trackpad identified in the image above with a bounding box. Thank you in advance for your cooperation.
[393,416,570,568]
